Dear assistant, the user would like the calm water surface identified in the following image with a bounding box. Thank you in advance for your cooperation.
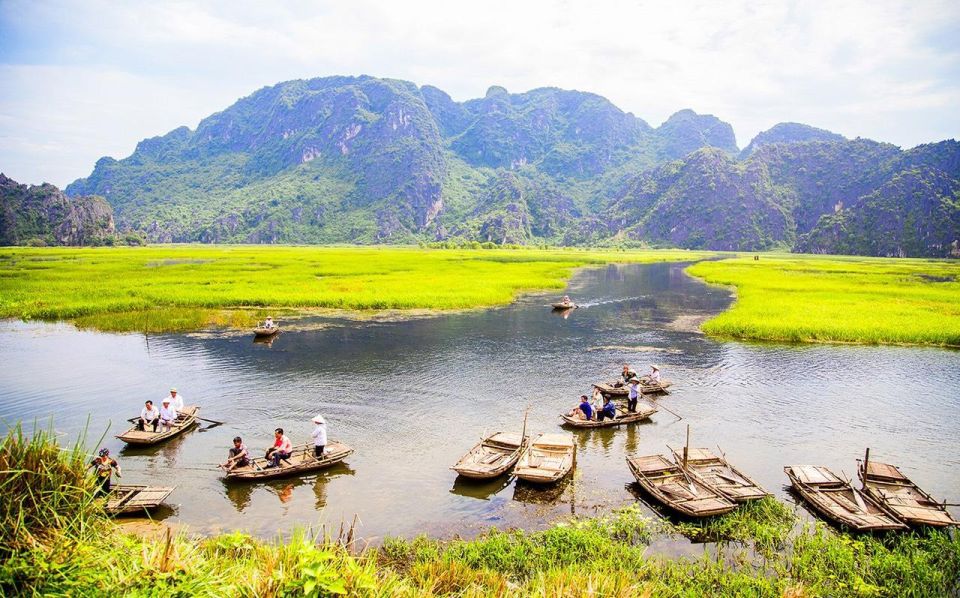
[1,262,958,544]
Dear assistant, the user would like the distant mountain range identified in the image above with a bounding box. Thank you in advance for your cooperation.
[11,75,960,256]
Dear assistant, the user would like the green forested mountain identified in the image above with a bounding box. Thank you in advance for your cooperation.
[1,174,114,246]
[62,75,960,256]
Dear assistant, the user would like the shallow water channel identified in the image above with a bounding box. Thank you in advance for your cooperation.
[1,262,958,547]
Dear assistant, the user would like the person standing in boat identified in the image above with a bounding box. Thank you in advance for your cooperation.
[597,395,617,421]
[311,415,327,458]
[158,397,179,432]
[221,436,250,471]
[88,448,121,497]
[137,400,160,432]
[265,428,292,468]
[627,377,640,412]
[163,387,185,411]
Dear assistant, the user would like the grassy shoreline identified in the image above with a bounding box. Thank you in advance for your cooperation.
[3,426,958,597]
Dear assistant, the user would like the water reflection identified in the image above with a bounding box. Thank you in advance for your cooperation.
[450,475,513,501]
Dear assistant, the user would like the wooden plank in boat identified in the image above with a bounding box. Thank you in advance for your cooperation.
[535,433,574,448]
[487,432,523,447]
[793,465,840,485]
[865,461,908,481]
[630,454,674,473]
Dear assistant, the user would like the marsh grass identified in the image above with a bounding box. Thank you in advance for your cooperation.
[687,254,960,346]
[0,246,715,332]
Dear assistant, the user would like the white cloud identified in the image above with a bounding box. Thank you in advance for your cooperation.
[1,0,958,186]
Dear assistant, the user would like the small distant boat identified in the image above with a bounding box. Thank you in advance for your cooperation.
[670,447,769,503]
[560,402,657,428]
[224,441,353,481]
[105,484,175,515]
[253,325,280,338]
[784,465,907,532]
[858,450,958,528]
[627,454,736,517]
[116,406,201,446]
[514,433,576,484]
[451,432,527,479]
[594,380,673,396]
[551,302,577,310]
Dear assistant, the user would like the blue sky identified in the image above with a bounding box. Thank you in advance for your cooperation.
[1,0,959,187]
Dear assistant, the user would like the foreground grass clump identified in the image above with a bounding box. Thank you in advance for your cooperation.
[687,254,960,346]
[3,427,959,597]
[0,246,713,332]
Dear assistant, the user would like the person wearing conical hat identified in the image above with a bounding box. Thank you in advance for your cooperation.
[647,364,661,384]
[311,414,327,459]
[88,448,121,497]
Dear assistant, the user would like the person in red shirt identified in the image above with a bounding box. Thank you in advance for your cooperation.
[265,428,292,468]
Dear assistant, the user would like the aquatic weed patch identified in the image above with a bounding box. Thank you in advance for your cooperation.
[686,254,960,346]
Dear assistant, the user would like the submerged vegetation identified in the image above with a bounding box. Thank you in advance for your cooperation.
[687,254,960,347]
[3,426,959,597]
[0,246,714,332]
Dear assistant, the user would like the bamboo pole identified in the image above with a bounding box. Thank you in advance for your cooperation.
[862,447,871,490]
[683,424,690,468]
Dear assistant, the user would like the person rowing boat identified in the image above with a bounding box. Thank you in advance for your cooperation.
[220,436,250,472]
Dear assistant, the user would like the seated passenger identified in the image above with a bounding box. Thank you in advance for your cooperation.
[265,428,292,468]
[264,316,275,329]
[572,395,593,420]
[597,396,617,421]
[221,436,250,471]
[138,400,159,432]
[158,398,179,432]
[618,364,637,386]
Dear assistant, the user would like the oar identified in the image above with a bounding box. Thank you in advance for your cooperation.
[197,417,224,428]
[647,398,682,421]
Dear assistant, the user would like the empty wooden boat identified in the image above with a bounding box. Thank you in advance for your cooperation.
[514,433,575,484]
[858,452,958,528]
[560,402,657,428]
[253,326,280,337]
[116,406,200,446]
[627,454,736,517]
[224,441,353,481]
[105,485,175,515]
[451,432,527,479]
[671,447,769,503]
[594,380,673,397]
[784,465,907,532]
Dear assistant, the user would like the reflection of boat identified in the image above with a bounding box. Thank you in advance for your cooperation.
[514,433,575,484]
[513,475,570,504]
[560,402,657,428]
[253,334,277,347]
[451,432,526,479]
[116,406,200,446]
[551,302,577,310]
[224,441,353,481]
[105,484,175,515]
[594,381,672,396]
[450,474,513,500]
[627,454,736,517]
[857,450,958,528]
[670,447,769,503]
[253,326,280,338]
[784,465,906,532]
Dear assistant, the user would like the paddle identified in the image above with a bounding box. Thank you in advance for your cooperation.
[197,417,224,428]
[649,398,682,421]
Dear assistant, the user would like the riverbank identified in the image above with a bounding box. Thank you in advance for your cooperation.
[3,426,958,597]
[0,246,715,333]
[686,254,960,347]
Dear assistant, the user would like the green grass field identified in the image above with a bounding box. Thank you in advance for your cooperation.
[0,246,714,332]
[686,254,960,347]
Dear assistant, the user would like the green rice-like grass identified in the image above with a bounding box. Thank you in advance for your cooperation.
[687,254,960,347]
[0,246,715,332]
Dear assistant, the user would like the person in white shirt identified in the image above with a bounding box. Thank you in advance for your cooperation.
[158,398,179,432]
[138,400,160,432]
[311,415,327,458]
[265,428,293,468]
[648,364,662,384]
[264,316,275,329]
[163,388,185,411]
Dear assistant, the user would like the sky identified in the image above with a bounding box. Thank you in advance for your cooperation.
[1,0,959,187]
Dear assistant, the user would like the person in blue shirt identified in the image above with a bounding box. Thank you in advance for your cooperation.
[577,395,593,420]
[597,395,617,421]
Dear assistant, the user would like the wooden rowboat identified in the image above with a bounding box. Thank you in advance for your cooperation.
[560,402,657,428]
[253,326,280,337]
[451,432,527,479]
[105,484,175,515]
[627,454,736,517]
[858,453,958,528]
[224,441,353,481]
[551,302,577,310]
[670,447,769,503]
[514,433,575,484]
[594,380,673,396]
[784,465,906,532]
[116,406,200,446]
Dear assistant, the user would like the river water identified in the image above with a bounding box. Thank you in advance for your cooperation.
[1,262,958,543]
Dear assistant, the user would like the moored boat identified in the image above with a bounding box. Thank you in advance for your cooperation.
[224,441,353,481]
[594,380,673,397]
[560,402,657,428]
[116,406,201,446]
[627,454,736,517]
[514,433,575,484]
[670,447,769,503]
[784,465,907,532]
[858,450,958,528]
[105,485,175,515]
[451,432,527,479]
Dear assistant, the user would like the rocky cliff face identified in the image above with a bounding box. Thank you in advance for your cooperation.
[1,174,114,246]
[63,75,960,256]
